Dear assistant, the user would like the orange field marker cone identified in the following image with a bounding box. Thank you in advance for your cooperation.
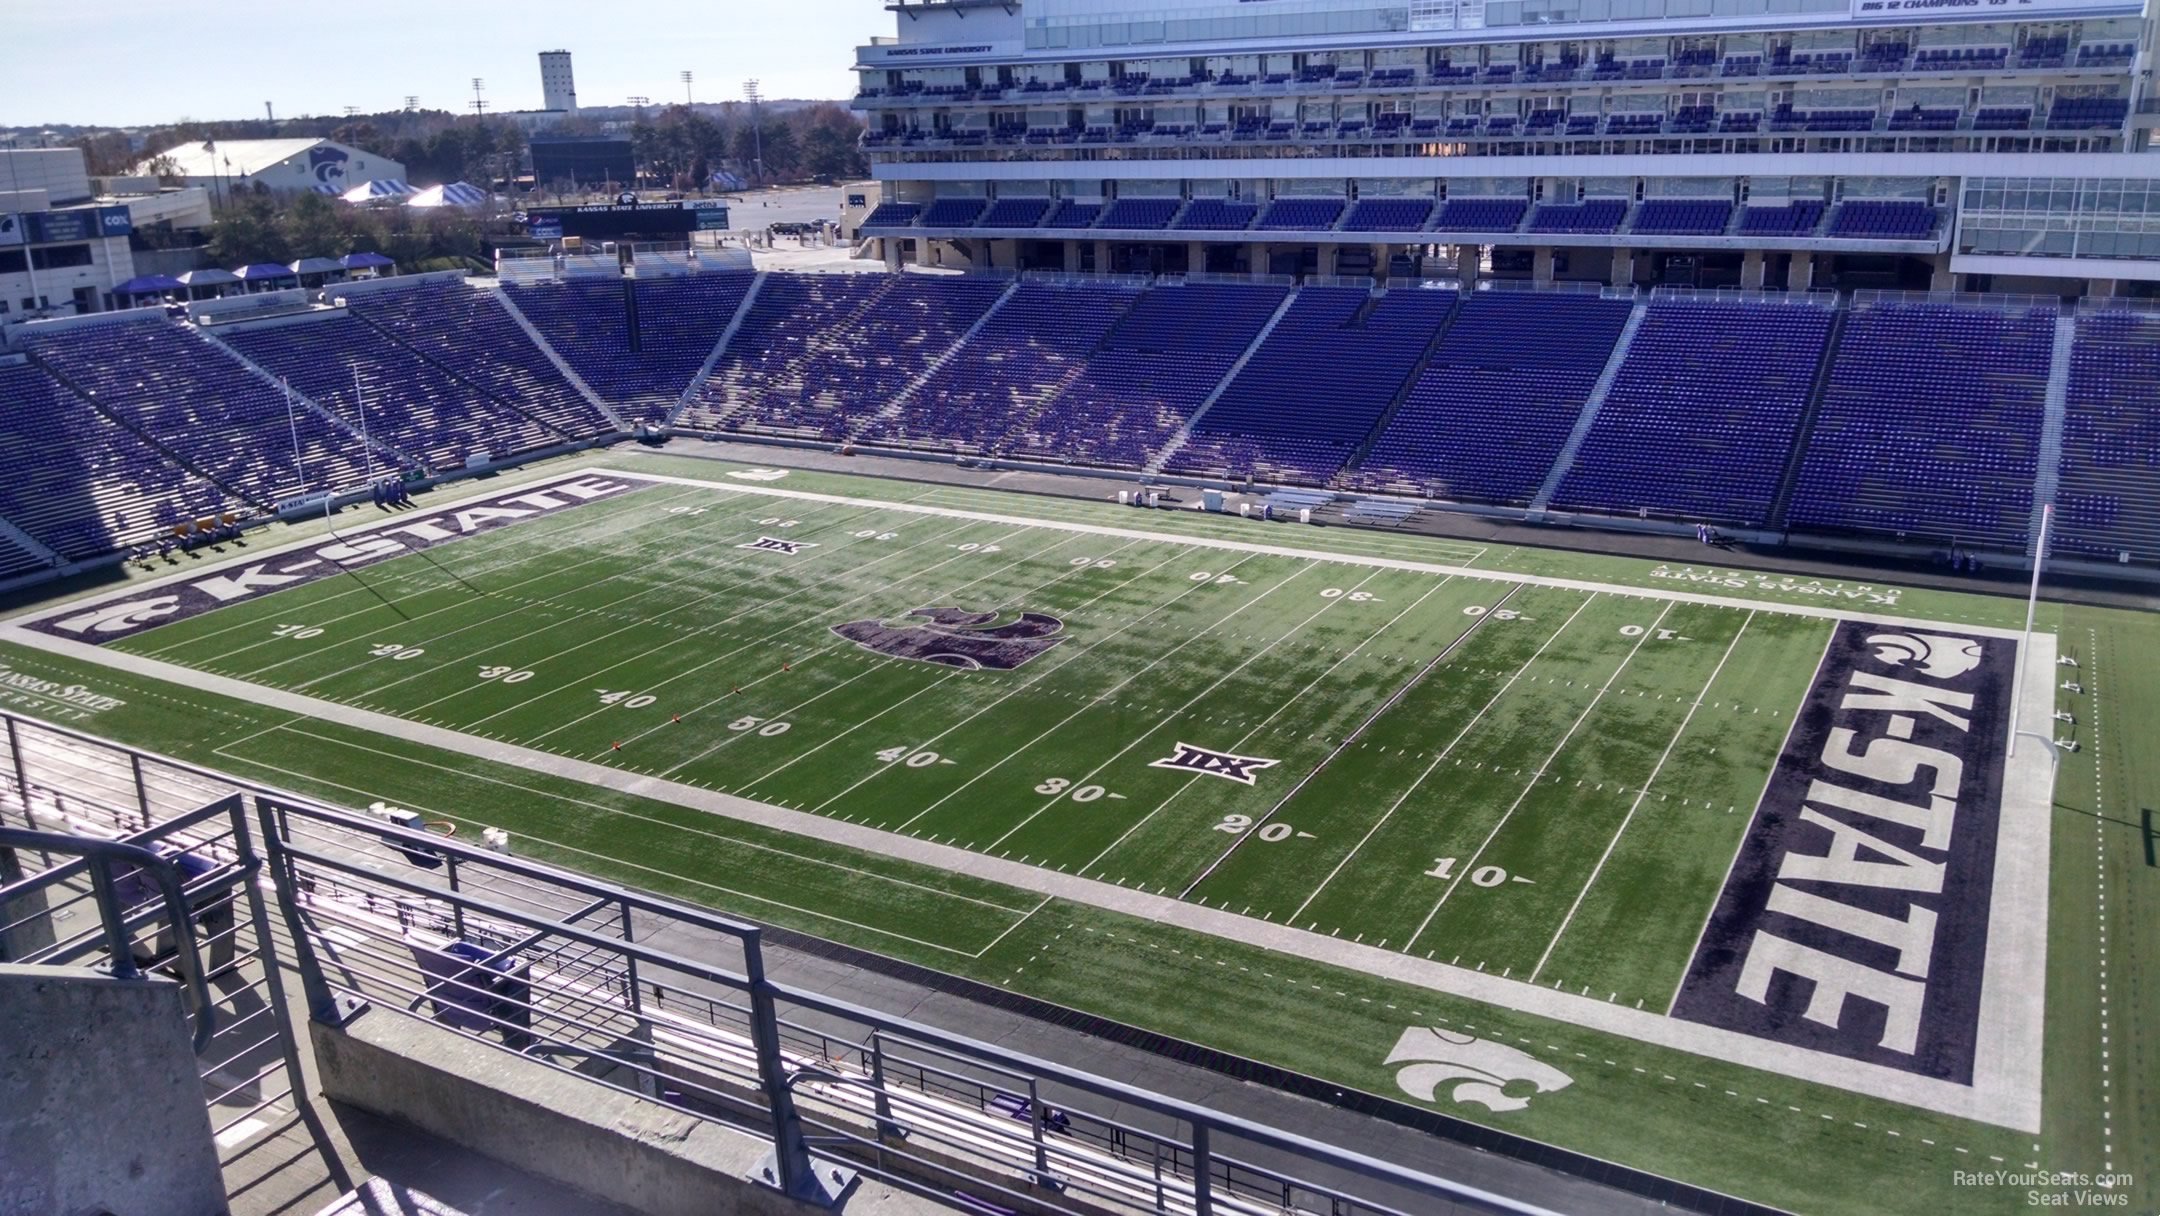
[611,741,622,751]
[732,685,741,695]
[672,713,681,724]
[783,662,792,672]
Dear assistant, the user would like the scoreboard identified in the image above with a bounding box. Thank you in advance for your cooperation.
[523,199,730,240]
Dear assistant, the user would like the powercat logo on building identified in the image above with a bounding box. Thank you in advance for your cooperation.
[28,477,641,646]
[1671,621,2016,1083]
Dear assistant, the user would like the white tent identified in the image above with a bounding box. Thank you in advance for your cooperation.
[340,179,415,203]
[405,181,488,209]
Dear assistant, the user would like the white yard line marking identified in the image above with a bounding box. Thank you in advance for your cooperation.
[726,538,1152,787]
[1529,610,1755,983]
[1664,626,1839,1010]
[1404,600,1676,952]
[980,563,1352,852]
[280,499,873,696]
[1167,578,1504,892]
[1099,575,1473,880]
[793,545,1207,815]
[505,517,1019,739]
[1288,590,1601,923]
[608,466,2008,638]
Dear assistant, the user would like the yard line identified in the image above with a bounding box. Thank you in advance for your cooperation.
[373,501,897,710]
[1095,574,1473,878]
[1165,578,1511,892]
[1287,590,1600,922]
[967,896,1055,959]
[164,484,716,663]
[515,519,1060,742]
[1402,599,1677,953]
[221,744,1015,956]
[795,544,1206,815]
[724,538,1152,786]
[1664,625,1838,1012]
[857,550,1278,829]
[271,498,875,693]
[979,564,1366,852]
[1530,610,1755,983]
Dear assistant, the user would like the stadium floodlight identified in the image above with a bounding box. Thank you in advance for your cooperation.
[744,79,764,180]
[471,77,487,116]
[682,70,694,106]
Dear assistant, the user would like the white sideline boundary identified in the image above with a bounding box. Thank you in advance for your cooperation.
[0,464,2055,1131]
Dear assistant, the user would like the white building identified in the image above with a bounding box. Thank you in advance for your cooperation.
[852,0,2158,293]
[1,147,210,322]
[133,138,406,204]
[540,50,579,115]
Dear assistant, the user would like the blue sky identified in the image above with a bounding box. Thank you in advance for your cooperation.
[4,0,877,128]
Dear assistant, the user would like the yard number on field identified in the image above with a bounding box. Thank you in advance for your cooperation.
[729,715,792,736]
[1424,857,1533,887]
[1189,571,1244,585]
[1321,588,1379,602]
[368,643,424,660]
[272,624,324,639]
[1213,814,1312,842]
[595,688,658,709]
[1036,776,1119,802]
[877,746,949,767]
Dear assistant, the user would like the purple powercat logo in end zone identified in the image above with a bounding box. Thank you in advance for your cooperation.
[28,477,645,646]
[1671,620,2016,1084]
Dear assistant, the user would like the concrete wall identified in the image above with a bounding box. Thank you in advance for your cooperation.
[313,1009,933,1216]
[0,965,225,1216]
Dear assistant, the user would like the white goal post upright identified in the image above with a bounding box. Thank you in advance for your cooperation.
[2010,502,2053,760]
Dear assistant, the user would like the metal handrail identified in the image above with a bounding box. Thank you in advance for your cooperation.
[0,827,218,1050]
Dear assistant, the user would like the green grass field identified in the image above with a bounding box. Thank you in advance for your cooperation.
[2,450,2150,1216]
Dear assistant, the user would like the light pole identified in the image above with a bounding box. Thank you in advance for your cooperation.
[682,71,695,107]
[744,79,764,181]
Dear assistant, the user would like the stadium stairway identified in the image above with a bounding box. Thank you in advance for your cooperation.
[1144,287,1303,474]
[665,273,769,428]
[1767,300,1852,531]
[1332,288,1469,485]
[2029,310,2077,556]
[849,277,1022,444]
[0,516,61,578]
[484,284,626,431]
[1529,295,1651,515]
[193,324,428,473]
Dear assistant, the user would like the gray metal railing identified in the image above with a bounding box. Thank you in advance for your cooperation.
[0,705,1560,1215]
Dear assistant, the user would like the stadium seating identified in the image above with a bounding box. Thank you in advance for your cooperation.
[982,198,1053,227]
[1043,200,1103,228]
[1553,298,1835,526]
[998,282,1288,468]
[0,359,214,560]
[1257,198,1345,230]
[1736,201,1826,237]
[1527,199,1628,234]
[225,315,556,470]
[859,203,921,229]
[1631,199,1732,235]
[690,274,1009,440]
[503,275,757,423]
[341,283,609,436]
[1174,199,1259,231]
[1788,299,2054,547]
[1168,285,1456,484]
[1355,291,1633,503]
[1432,198,1528,232]
[1099,198,1183,229]
[22,319,373,505]
[922,198,989,227]
[2056,309,2160,559]
[1827,200,1939,240]
[1342,198,1434,232]
[862,280,1145,452]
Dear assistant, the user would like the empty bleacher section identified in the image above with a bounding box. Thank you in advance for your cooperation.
[2056,308,2160,560]
[860,279,1144,453]
[22,318,371,505]
[998,281,1289,468]
[1787,296,2055,548]
[1553,296,1836,526]
[339,283,610,437]
[1167,285,1456,485]
[224,316,554,471]
[1354,291,1633,503]
[0,359,214,560]
[688,274,1008,439]
[501,276,759,423]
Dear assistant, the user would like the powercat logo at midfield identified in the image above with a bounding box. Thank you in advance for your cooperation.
[27,477,642,646]
[1672,621,2016,1083]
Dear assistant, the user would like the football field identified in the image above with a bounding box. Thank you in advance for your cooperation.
[0,458,2117,1216]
